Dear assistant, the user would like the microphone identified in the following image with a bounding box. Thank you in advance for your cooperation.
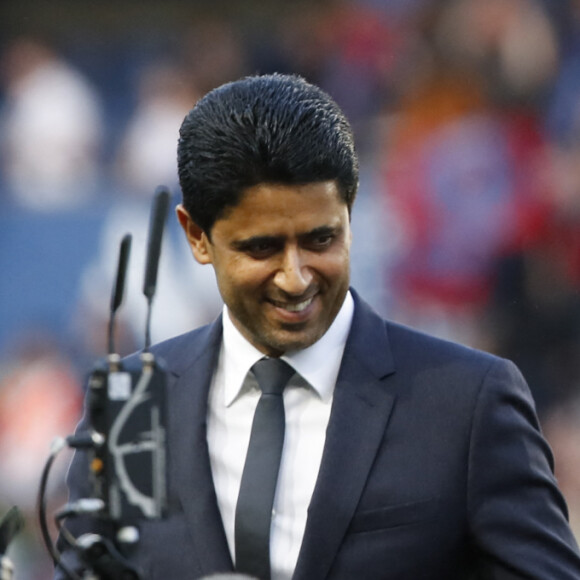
[0,507,23,555]
[108,234,132,356]
[143,186,170,351]
[0,507,24,580]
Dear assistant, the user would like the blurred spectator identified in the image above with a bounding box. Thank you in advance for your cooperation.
[0,331,82,579]
[114,60,200,196]
[377,0,557,346]
[482,0,580,417]
[0,332,81,510]
[485,230,580,418]
[484,123,580,416]
[433,0,559,106]
[0,36,104,211]
[318,2,398,130]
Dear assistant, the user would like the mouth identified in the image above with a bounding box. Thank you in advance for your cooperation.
[269,295,315,314]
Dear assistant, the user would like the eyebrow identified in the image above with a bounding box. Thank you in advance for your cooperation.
[231,225,342,250]
[231,235,282,251]
[299,225,340,240]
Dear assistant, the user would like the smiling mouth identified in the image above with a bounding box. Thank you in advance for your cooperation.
[270,296,314,313]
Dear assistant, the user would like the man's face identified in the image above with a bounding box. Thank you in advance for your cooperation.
[177,181,352,357]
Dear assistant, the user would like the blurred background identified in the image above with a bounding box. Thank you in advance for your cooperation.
[1,0,580,577]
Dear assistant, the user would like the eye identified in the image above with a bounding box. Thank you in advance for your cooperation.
[249,241,274,255]
[306,232,335,251]
[237,237,282,258]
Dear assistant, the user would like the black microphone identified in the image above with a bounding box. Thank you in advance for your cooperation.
[108,233,132,356]
[0,507,24,580]
[143,186,170,351]
[0,507,24,556]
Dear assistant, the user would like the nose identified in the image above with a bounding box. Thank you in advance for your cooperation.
[273,245,313,296]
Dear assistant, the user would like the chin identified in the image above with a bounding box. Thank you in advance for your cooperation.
[264,330,324,355]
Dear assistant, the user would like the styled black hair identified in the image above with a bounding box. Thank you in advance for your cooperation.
[177,73,359,234]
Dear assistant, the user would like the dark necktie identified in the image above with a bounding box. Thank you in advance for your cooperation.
[234,357,295,580]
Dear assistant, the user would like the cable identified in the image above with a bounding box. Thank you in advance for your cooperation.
[54,499,105,553]
[38,437,65,565]
[37,437,83,580]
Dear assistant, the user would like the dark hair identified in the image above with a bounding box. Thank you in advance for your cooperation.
[177,73,359,234]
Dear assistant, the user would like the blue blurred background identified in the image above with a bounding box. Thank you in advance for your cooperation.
[2,0,580,577]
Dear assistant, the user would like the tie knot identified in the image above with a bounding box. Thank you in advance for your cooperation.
[251,358,295,395]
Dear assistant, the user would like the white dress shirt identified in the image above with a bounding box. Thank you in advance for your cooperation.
[206,291,354,580]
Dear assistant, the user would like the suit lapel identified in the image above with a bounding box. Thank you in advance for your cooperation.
[294,294,397,580]
[166,317,234,575]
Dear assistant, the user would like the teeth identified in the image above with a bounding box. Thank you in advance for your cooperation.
[277,297,313,312]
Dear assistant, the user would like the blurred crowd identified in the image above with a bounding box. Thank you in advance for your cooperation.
[2,0,580,577]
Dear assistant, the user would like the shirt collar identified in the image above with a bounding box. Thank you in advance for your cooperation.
[222,291,354,405]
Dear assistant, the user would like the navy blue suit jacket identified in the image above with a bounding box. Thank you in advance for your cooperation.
[59,291,580,579]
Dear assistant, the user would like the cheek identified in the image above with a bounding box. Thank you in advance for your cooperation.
[317,251,351,283]
[216,259,271,297]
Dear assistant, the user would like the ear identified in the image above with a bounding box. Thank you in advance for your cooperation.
[176,204,213,265]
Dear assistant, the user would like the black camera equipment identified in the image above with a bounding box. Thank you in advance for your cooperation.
[38,187,172,580]
[0,507,24,580]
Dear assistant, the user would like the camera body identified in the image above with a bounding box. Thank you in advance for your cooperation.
[87,352,167,523]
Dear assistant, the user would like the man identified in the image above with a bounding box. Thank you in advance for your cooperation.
[59,74,580,579]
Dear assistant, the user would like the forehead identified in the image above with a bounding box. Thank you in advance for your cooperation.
[214,181,348,237]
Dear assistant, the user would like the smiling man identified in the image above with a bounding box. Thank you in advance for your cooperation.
[58,74,580,580]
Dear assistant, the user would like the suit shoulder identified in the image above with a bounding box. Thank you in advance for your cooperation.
[384,319,502,370]
[381,319,530,410]
[151,323,216,356]
[123,318,222,373]
[349,291,507,380]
